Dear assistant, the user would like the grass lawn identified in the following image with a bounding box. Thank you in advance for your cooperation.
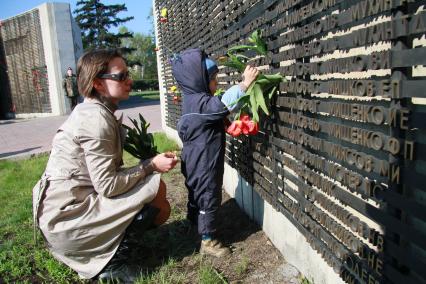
[0,132,290,283]
[130,90,160,101]
[0,133,207,284]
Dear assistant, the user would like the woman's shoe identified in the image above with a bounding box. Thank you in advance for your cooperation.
[98,262,143,283]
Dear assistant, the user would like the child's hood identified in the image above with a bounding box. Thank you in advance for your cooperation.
[171,48,210,95]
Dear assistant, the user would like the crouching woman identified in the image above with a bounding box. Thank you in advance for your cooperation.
[32,49,178,282]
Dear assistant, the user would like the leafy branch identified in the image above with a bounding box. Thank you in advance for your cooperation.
[122,114,158,160]
[218,29,285,123]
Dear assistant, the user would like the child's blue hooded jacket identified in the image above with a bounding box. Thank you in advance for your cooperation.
[172,48,229,234]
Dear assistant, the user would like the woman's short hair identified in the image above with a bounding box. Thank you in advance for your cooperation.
[77,49,123,98]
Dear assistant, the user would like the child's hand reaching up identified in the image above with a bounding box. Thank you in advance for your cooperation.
[240,65,260,91]
[220,65,260,112]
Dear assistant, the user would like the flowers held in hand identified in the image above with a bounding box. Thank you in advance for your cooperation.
[226,114,259,137]
[123,114,158,160]
[219,29,284,123]
[227,120,243,137]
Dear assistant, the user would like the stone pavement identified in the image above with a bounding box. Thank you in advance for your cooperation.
[0,98,162,160]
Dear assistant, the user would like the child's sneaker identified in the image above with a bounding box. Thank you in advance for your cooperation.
[200,239,231,257]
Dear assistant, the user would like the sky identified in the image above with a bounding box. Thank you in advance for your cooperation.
[0,0,154,35]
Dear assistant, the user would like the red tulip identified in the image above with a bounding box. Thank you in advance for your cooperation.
[226,120,242,137]
[247,120,259,135]
[239,113,250,123]
[241,121,249,135]
[160,17,167,23]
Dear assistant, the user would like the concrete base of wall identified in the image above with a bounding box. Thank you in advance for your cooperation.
[223,163,345,284]
[15,113,58,119]
[164,125,183,148]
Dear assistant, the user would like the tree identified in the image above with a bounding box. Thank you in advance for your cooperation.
[74,0,134,50]
[119,26,157,80]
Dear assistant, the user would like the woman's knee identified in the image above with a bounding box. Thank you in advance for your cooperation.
[157,179,167,200]
[154,199,171,226]
[150,179,170,225]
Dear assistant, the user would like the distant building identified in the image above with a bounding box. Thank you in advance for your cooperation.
[0,3,83,119]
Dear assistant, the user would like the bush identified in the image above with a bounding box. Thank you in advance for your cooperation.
[132,79,159,91]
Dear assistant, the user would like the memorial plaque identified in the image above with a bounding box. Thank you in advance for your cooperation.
[156,0,426,282]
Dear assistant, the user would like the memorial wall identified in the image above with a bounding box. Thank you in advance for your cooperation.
[154,1,426,283]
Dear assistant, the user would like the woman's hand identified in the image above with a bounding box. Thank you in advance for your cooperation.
[151,152,178,173]
[241,65,259,89]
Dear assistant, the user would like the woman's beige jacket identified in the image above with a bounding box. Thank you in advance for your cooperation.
[32,98,160,279]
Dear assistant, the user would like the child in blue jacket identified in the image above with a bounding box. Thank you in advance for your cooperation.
[171,48,258,257]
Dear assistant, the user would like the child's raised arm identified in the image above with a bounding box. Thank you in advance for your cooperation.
[221,65,259,112]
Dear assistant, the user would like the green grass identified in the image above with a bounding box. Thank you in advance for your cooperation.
[234,256,249,276]
[153,132,180,153]
[0,154,82,283]
[0,133,232,283]
[198,259,228,284]
[299,275,314,284]
[0,132,181,283]
[122,132,181,166]
[131,90,160,101]
[134,258,186,284]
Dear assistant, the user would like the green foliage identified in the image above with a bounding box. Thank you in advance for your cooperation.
[0,132,179,282]
[219,29,285,122]
[152,132,180,153]
[198,261,228,284]
[214,88,225,96]
[221,53,246,73]
[120,26,158,80]
[0,155,84,283]
[134,258,186,284]
[130,91,160,101]
[234,256,250,275]
[74,0,134,50]
[132,79,159,91]
[299,276,314,284]
[123,114,158,160]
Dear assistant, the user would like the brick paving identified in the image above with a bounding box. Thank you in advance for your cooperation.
[0,99,161,160]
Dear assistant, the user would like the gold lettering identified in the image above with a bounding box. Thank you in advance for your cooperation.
[361,267,368,282]
[376,235,384,252]
[413,13,426,33]
[390,164,400,184]
[404,140,415,160]
[400,108,410,130]
[387,137,400,155]
[388,107,397,127]
[367,250,376,270]
[376,258,383,276]
[371,106,384,125]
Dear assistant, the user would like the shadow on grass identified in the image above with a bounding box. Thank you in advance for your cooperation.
[0,146,41,159]
[133,198,261,275]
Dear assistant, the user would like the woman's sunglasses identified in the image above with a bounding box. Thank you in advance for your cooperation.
[97,71,130,82]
